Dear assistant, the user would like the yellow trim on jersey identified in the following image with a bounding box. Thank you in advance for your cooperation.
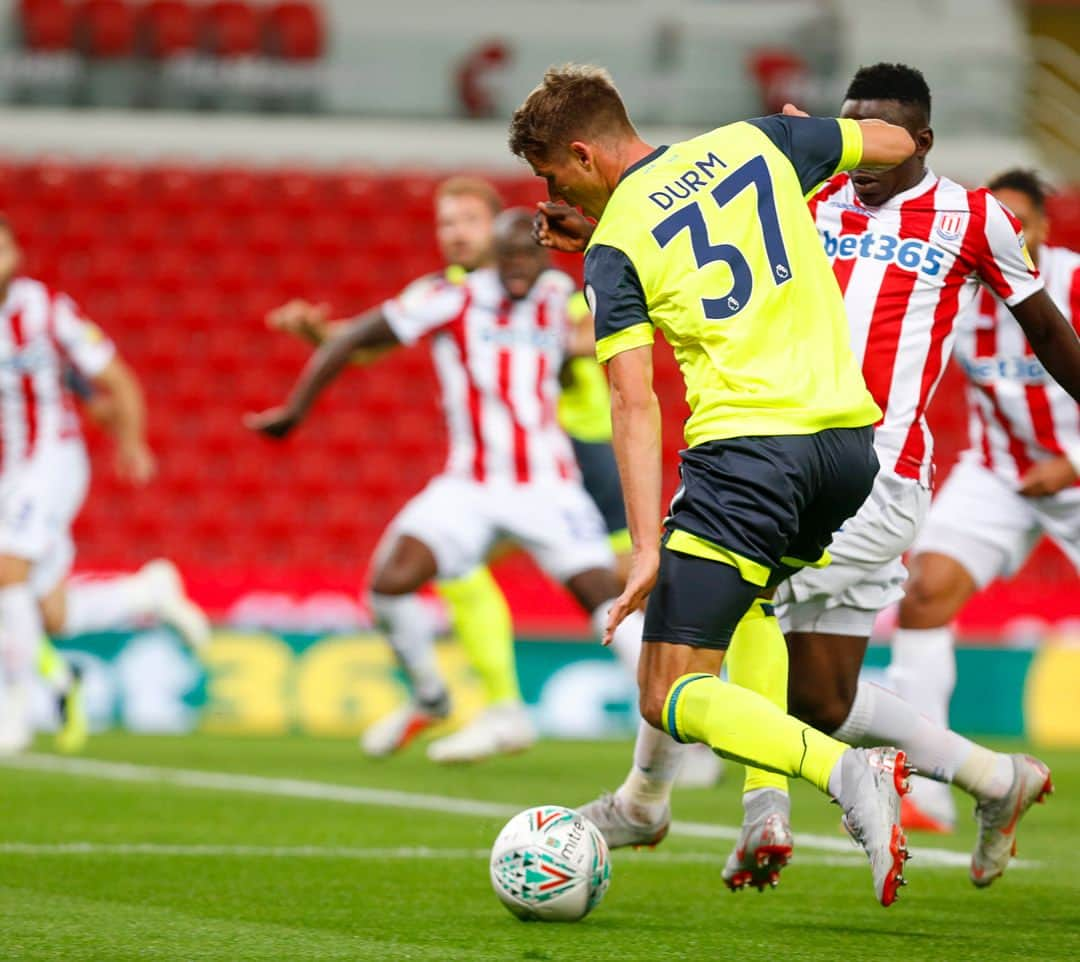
[780,550,831,571]
[596,322,655,364]
[666,529,771,587]
[608,528,633,554]
[835,118,864,175]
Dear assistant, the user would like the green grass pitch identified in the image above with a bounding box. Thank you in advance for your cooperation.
[1,734,1077,961]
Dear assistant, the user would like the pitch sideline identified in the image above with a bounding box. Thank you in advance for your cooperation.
[0,753,1024,870]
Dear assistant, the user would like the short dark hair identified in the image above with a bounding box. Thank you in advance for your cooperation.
[845,63,931,121]
[509,64,636,162]
[435,176,503,217]
[986,168,1050,212]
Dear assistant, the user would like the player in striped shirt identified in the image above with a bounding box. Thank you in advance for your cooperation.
[890,168,1080,833]
[249,209,649,758]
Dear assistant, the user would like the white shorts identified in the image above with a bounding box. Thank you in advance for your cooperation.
[913,456,1080,587]
[0,442,89,598]
[775,470,930,636]
[386,474,615,583]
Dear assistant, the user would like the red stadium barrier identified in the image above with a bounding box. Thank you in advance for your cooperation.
[0,154,1075,636]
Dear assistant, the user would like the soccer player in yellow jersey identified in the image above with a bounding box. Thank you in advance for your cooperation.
[510,65,917,906]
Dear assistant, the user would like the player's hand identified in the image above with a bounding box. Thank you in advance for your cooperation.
[1018,456,1078,497]
[244,405,302,439]
[532,203,594,254]
[782,103,811,118]
[267,300,330,344]
[115,440,156,485]
[603,547,660,646]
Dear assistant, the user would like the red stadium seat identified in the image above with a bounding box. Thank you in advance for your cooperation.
[83,163,141,215]
[265,167,325,219]
[141,163,208,215]
[138,0,198,59]
[262,1,324,61]
[75,0,137,59]
[205,166,263,216]
[25,159,78,212]
[201,0,261,58]
[240,210,293,257]
[19,0,76,52]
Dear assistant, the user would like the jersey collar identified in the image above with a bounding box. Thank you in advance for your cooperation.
[619,145,669,184]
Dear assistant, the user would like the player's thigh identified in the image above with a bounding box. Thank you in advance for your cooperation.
[37,577,68,638]
[1032,487,1080,573]
[644,548,761,648]
[377,476,495,588]
[570,438,628,538]
[776,470,929,638]
[503,480,614,586]
[912,458,1039,589]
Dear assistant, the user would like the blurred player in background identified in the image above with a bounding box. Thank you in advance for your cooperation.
[0,217,204,754]
[251,208,649,765]
[264,177,530,763]
[891,168,1080,832]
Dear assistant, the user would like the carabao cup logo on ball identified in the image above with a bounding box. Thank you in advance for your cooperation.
[489,806,611,922]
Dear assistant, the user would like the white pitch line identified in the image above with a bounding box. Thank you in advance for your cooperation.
[0,753,1030,870]
[0,842,893,869]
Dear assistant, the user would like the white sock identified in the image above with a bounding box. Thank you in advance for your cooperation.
[1,583,44,688]
[615,719,687,824]
[887,627,956,729]
[590,603,644,674]
[836,680,1013,800]
[370,592,449,713]
[64,574,157,634]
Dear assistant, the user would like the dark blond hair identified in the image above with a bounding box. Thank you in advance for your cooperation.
[508,64,636,161]
[435,176,503,216]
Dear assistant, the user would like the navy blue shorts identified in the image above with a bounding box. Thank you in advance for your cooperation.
[643,426,878,649]
[571,437,628,537]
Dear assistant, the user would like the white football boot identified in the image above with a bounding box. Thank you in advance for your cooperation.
[577,792,670,850]
[0,681,32,756]
[360,702,445,758]
[835,747,913,907]
[426,702,537,763]
[141,560,211,651]
[722,789,794,891]
[970,753,1052,888]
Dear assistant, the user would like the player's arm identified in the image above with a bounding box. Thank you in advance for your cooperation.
[559,293,597,387]
[246,308,401,438]
[92,357,156,484]
[267,299,393,364]
[585,244,661,642]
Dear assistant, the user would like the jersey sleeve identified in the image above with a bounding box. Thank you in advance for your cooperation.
[52,294,115,378]
[584,244,654,363]
[381,273,467,346]
[975,191,1044,307]
[747,115,863,194]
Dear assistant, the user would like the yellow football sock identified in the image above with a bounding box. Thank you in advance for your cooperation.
[662,672,846,794]
[726,600,790,795]
[436,566,521,705]
[37,637,70,688]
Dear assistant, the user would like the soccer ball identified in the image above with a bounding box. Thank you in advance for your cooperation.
[489,805,611,922]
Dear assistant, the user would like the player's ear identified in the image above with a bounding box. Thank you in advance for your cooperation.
[569,141,593,170]
[915,126,933,158]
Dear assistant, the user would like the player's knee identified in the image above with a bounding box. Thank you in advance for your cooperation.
[638,685,669,732]
[788,681,854,736]
[898,572,952,628]
[370,566,413,597]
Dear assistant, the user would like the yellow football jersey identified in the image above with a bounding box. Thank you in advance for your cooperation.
[587,115,881,446]
[557,291,613,443]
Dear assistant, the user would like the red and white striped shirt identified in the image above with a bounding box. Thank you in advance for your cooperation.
[955,244,1080,486]
[0,277,114,473]
[809,170,1043,485]
[382,267,579,484]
